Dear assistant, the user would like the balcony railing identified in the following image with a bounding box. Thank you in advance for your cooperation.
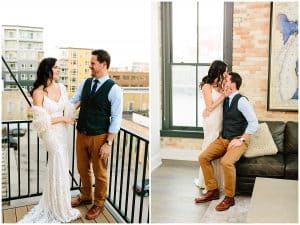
[2,120,149,223]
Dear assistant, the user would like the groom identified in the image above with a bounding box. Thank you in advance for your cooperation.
[70,49,122,219]
[195,72,258,211]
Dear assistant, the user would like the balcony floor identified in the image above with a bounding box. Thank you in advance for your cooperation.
[2,198,116,223]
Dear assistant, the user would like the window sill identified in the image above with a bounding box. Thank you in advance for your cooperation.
[160,129,204,138]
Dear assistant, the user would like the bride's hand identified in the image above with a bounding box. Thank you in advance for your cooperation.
[63,116,74,125]
[203,108,210,118]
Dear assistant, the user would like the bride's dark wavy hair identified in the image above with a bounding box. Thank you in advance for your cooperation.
[30,57,57,96]
[200,60,227,89]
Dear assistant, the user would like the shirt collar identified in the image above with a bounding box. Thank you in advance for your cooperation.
[93,75,109,84]
[228,90,239,101]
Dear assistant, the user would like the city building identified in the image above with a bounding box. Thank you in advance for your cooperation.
[2,90,31,121]
[59,47,92,96]
[131,62,149,72]
[122,87,149,120]
[109,71,149,87]
[1,25,44,91]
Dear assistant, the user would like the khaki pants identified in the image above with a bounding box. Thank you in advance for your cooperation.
[76,132,108,206]
[198,136,249,197]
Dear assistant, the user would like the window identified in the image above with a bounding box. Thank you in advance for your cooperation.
[9,63,16,69]
[85,69,89,74]
[72,52,77,58]
[9,31,15,38]
[71,86,76,92]
[21,74,26,80]
[161,2,233,137]
[21,64,26,70]
[29,74,35,80]
[72,69,77,75]
[128,101,134,111]
[8,102,13,113]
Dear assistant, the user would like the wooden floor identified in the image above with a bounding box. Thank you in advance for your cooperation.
[151,159,209,223]
[2,201,116,223]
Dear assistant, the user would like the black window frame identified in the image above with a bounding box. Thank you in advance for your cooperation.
[160,2,233,138]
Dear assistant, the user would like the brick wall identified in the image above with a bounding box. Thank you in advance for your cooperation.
[233,2,298,121]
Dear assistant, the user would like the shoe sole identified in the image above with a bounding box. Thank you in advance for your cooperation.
[72,201,92,208]
[215,202,235,211]
[85,211,103,220]
[195,196,220,203]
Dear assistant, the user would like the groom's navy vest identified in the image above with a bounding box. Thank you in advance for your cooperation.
[222,94,248,139]
[77,78,115,135]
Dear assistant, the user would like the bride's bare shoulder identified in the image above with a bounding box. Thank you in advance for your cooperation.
[32,86,44,106]
[202,83,212,91]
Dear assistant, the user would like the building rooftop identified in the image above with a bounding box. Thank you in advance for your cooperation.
[2,25,43,30]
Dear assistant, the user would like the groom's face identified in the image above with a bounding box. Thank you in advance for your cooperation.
[90,55,105,77]
[225,75,236,92]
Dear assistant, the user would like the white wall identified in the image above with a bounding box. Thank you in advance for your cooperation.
[150,2,162,171]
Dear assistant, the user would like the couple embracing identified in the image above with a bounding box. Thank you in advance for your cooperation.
[194,60,258,211]
[19,50,123,223]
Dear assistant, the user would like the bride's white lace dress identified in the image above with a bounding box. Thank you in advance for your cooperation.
[19,83,80,223]
[195,88,224,192]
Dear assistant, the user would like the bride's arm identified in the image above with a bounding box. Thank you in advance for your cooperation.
[202,84,225,113]
[51,116,73,125]
[32,87,73,125]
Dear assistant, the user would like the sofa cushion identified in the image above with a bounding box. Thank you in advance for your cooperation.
[263,121,286,153]
[244,123,278,158]
[285,154,298,179]
[236,154,284,177]
[284,121,298,154]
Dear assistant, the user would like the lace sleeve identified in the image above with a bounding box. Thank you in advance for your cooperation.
[31,106,52,138]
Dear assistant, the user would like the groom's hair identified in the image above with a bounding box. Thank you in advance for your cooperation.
[92,49,111,69]
[229,72,242,90]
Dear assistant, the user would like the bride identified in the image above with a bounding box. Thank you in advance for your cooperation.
[194,60,228,193]
[19,58,80,223]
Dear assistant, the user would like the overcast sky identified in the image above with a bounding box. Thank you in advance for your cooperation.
[1,0,150,67]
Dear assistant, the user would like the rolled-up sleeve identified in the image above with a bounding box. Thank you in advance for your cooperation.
[108,84,123,133]
[238,97,258,134]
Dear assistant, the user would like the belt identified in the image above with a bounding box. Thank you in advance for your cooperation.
[222,135,242,141]
[77,129,105,136]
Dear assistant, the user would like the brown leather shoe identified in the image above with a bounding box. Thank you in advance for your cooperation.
[71,197,92,207]
[195,189,219,203]
[85,205,104,220]
[215,196,235,211]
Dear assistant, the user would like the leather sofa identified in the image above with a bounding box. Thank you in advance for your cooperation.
[236,121,298,195]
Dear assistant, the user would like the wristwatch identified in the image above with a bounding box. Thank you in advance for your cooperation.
[105,140,113,146]
[240,137,246,143]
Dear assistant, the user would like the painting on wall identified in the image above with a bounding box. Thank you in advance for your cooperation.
[268,2,298,111]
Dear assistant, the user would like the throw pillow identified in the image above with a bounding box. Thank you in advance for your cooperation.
[243,122,278,158]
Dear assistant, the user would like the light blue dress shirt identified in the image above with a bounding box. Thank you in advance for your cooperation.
[70,75,123,134]
[228,91,258,135]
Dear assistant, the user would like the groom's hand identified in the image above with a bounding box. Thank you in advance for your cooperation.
[228,138,243,149]
[99,144,111,160]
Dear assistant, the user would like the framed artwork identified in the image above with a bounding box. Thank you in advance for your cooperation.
[268,2,298,111]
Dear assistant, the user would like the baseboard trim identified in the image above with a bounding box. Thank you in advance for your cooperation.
[161,148,200,162]
[151,152,162,171]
